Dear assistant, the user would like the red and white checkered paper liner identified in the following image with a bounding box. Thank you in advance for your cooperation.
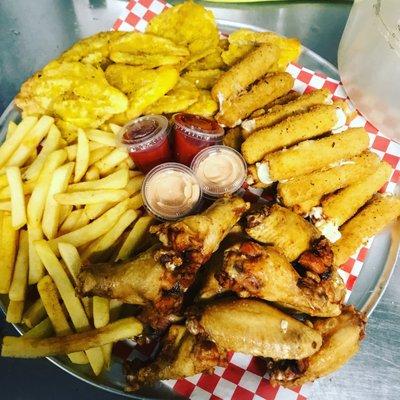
[112,1,400,399]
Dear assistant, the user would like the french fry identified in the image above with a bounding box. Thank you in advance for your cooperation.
[27,149,67,225]
[42,162,75,239]
[128,192,144,210]
[102,299,122,369]
[0,179,35,201]
[1,317,143,358]
[82,297,93,320]
[59,209,85,235]
[6,121,18,140]
[34,240,105,374]
[9,230,29,301]
[82,209,139,262]
[68,169,129,192]
[59,205,73,225]
[24,148,37,167]
[116,215,154,261]
[55,189,129,205]
[0,201,11,211]
[49,199,129,255]
[74,129,90,182]
[93,296,110,329]
[6,300,24,323]
[67,142,105,161]
[5,116,53,168]
[129,170,143,178]
[0,116,38,169]
[23,124,62,181]
[109,123,122,135]
[84,201,115,220]
[24,317,54,338]
[84,165,100,181]
[0,174,8,189]
[22,298,46,328]
[28,222,45,284]
[0,213,19,293]
[87,129,117,147]
[126,175,145,196]
[5,167,26,229]
[38,275,88,365]
[95,148,128,176]
[88,146,113,166]
[58,242,81,284]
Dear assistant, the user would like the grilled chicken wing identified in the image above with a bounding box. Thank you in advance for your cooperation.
[125,325,227,391]
[268,306,366,387]
[216,241,345,317]
[187,298,322,360]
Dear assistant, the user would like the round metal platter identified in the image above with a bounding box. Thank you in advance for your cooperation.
[0,19,399,400]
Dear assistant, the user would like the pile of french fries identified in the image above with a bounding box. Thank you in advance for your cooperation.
[0,116,154,374]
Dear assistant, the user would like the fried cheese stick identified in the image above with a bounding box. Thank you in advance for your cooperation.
[310,161,392,242]
[211,43,279,105]
[250,91,301,119]
[216,72,294,127]
[332,194,400,267]
[241,104,347,164]
[245,204,319,261]
[278,151,380,207]
[242,88,332,136]
[247,128,370,187]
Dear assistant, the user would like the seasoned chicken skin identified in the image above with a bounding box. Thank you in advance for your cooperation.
[187,298,322,359]
[268,306,366,387]
[125,325,227,391]
[216,241,345,317]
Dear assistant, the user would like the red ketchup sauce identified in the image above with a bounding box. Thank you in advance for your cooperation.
[118,115,172,173]
[172,113,224,166]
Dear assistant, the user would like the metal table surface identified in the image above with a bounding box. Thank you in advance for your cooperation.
[0,1,398,399]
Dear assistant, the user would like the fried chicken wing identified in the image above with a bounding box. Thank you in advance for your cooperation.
[151,196,249,268]
[126,325,227,391]
[245,204,320,262]
[216,241,344,317]
[78,245,165,305]
[268,306,366,387]
[187,298,322,359]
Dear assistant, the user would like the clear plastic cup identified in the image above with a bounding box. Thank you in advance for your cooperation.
[117,115,172,173]
[190,145,247,198]
[172,113,225,166]
[142,162,202,220]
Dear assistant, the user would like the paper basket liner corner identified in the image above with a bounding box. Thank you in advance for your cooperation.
[112,1,400,399]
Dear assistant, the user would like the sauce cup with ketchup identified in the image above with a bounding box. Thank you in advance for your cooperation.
[172,113,224,166]
[191,145,247,198]
[117,115,172,173]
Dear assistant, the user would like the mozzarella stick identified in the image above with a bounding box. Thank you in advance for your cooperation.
[332,194,400,267]
[250,128,370,186]
[245,204,319,261]
[242,104,347,164]
[278,151,380,207]
[242,89,332,136]
[216,72,293,127]
[292,197,322,216]
[211,43,279,105]
[309,162,392,242]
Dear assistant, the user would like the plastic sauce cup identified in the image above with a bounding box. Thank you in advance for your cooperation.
[142,162,202,220]
[117,115,172,173]
[191,145,247,198]
[172,113,224,166]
